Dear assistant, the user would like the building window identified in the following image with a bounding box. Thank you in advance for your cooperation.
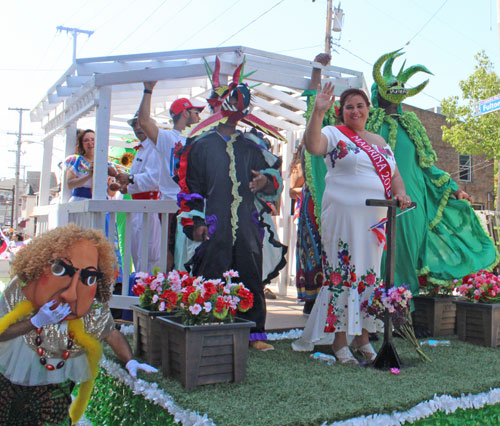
[459,154,472,182]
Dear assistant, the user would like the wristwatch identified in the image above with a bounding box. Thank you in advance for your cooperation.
[128,174,135,185]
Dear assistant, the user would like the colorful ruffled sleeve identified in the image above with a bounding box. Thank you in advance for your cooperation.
[176,141,207,240]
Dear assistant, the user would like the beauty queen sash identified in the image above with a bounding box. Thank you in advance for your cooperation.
[336,125,392,199]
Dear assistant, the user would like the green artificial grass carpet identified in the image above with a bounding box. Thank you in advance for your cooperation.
[98,335,500,426]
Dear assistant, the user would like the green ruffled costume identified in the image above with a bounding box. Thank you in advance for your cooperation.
[302,89,336,228]
[365,109,499,294]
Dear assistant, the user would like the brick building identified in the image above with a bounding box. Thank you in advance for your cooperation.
[402,104,495,210]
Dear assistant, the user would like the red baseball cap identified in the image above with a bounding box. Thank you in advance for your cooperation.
[169,98,205,117]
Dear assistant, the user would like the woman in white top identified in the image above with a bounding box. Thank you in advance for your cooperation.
[292,83,411,364]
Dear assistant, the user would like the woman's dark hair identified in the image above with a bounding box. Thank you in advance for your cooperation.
[337,88,370,122]
[76,129,95,156]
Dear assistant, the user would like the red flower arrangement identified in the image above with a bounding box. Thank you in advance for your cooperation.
[132,269,253,325]
[456,270,500,304]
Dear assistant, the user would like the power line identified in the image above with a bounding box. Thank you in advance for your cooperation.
[133,0,194,51]
[278,44,323,53]
[175,0,243,49]
[109,0,171,54]
[337,45,372,66]
[36,32,58,69]
[93,0,141,32]
[0,68,65,72]
[217,0,286,46]
[405,0,449,46]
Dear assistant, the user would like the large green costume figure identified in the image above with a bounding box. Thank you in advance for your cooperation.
[365,50,499,294]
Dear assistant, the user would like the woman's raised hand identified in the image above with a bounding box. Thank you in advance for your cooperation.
[314,82,336,115]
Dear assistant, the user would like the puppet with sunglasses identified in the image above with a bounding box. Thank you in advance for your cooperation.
[0,224,157,425]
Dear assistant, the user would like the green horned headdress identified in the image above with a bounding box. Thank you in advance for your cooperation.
[371,49,433,112]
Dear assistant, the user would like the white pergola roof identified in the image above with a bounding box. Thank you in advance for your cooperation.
[31,45,366,146]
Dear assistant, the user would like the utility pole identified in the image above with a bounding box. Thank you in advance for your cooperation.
[8,108,31,229]
[56,26,94,63]
[324,0,333,56]
[496,0,500,207]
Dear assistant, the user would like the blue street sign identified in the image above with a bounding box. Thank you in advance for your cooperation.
[473,94,500,116]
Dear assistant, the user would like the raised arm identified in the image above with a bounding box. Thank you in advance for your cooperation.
[309,53,331,90]
[303,82,335,156]
[138,81,159,144]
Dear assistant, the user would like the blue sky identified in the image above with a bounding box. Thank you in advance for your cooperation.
[1,0,499,179]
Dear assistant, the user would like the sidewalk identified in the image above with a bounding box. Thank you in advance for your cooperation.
[264,284,308,332]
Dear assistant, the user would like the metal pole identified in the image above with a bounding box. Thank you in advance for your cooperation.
[324,0,333,56]
[10,186,14,228]
[56,26,94,63]
[496,0,500,208]
[8,107,30,229]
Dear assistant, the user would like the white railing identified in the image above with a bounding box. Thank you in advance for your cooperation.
[32,199,177,310]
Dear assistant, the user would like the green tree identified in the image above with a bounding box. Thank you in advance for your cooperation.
[441,50,500,158]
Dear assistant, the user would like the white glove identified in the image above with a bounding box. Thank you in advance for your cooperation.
[125,359,158,378]
[30,300,72,328]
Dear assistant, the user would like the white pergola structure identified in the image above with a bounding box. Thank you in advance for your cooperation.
[30,46,365,307]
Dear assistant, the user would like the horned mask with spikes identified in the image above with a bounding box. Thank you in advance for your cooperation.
[371,49,433,109]
[189,56,286,142]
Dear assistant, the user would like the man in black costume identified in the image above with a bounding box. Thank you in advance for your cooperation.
[177,58,285,351]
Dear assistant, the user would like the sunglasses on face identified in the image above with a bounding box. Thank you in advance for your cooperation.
[49,258,103,287]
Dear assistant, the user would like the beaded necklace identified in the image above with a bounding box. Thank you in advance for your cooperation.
[35,326,74,371]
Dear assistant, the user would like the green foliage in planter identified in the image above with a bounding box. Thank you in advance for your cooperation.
[417,273,455,296]
[85,369,176,426]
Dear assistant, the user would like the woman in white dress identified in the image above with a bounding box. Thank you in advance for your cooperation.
[64,129,96,202]
[292,83,411,364]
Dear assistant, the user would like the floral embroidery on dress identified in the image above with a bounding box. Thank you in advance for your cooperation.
[327,140,360,168]
[322,239,381,333]
[375,144,394,159]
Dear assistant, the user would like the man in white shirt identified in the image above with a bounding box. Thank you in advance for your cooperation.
[116,116,161,273]
[138,81,204,269]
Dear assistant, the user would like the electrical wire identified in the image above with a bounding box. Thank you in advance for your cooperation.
[108,0,171,54]
[93,0,141,32]
[217,0,286,46]
[36,32,58,69]
[133,0,193,51]
[175,0,244,49]
[278,44,323,53]
[405,0,449,46]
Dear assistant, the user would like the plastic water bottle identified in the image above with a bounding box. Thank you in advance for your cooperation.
[310,352,336,365]
[420,339,451,347]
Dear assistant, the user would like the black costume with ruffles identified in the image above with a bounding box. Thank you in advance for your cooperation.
[177,129,281,338]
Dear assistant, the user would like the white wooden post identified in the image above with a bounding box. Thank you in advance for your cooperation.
[38,136,53,206]
[61,123,77,203]
[93,86,111,200]
[278,130,298,296]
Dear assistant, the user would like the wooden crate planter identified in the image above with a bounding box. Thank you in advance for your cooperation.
[131,305,171,367]
[455,301,500,347]
[412,295,458,336]
[157,316,255,389]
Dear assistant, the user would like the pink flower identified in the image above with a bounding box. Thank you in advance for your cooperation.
[189,304,202,315]
[330,272,342,285]
[365,274,376,286]
[223,270,239,278]
[390,368,400,375]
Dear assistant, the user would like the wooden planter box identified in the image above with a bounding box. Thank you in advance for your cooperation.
[412,295,458,336]
[157,316,255,389]
[131,305,172,367]
[455,300,500,347]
